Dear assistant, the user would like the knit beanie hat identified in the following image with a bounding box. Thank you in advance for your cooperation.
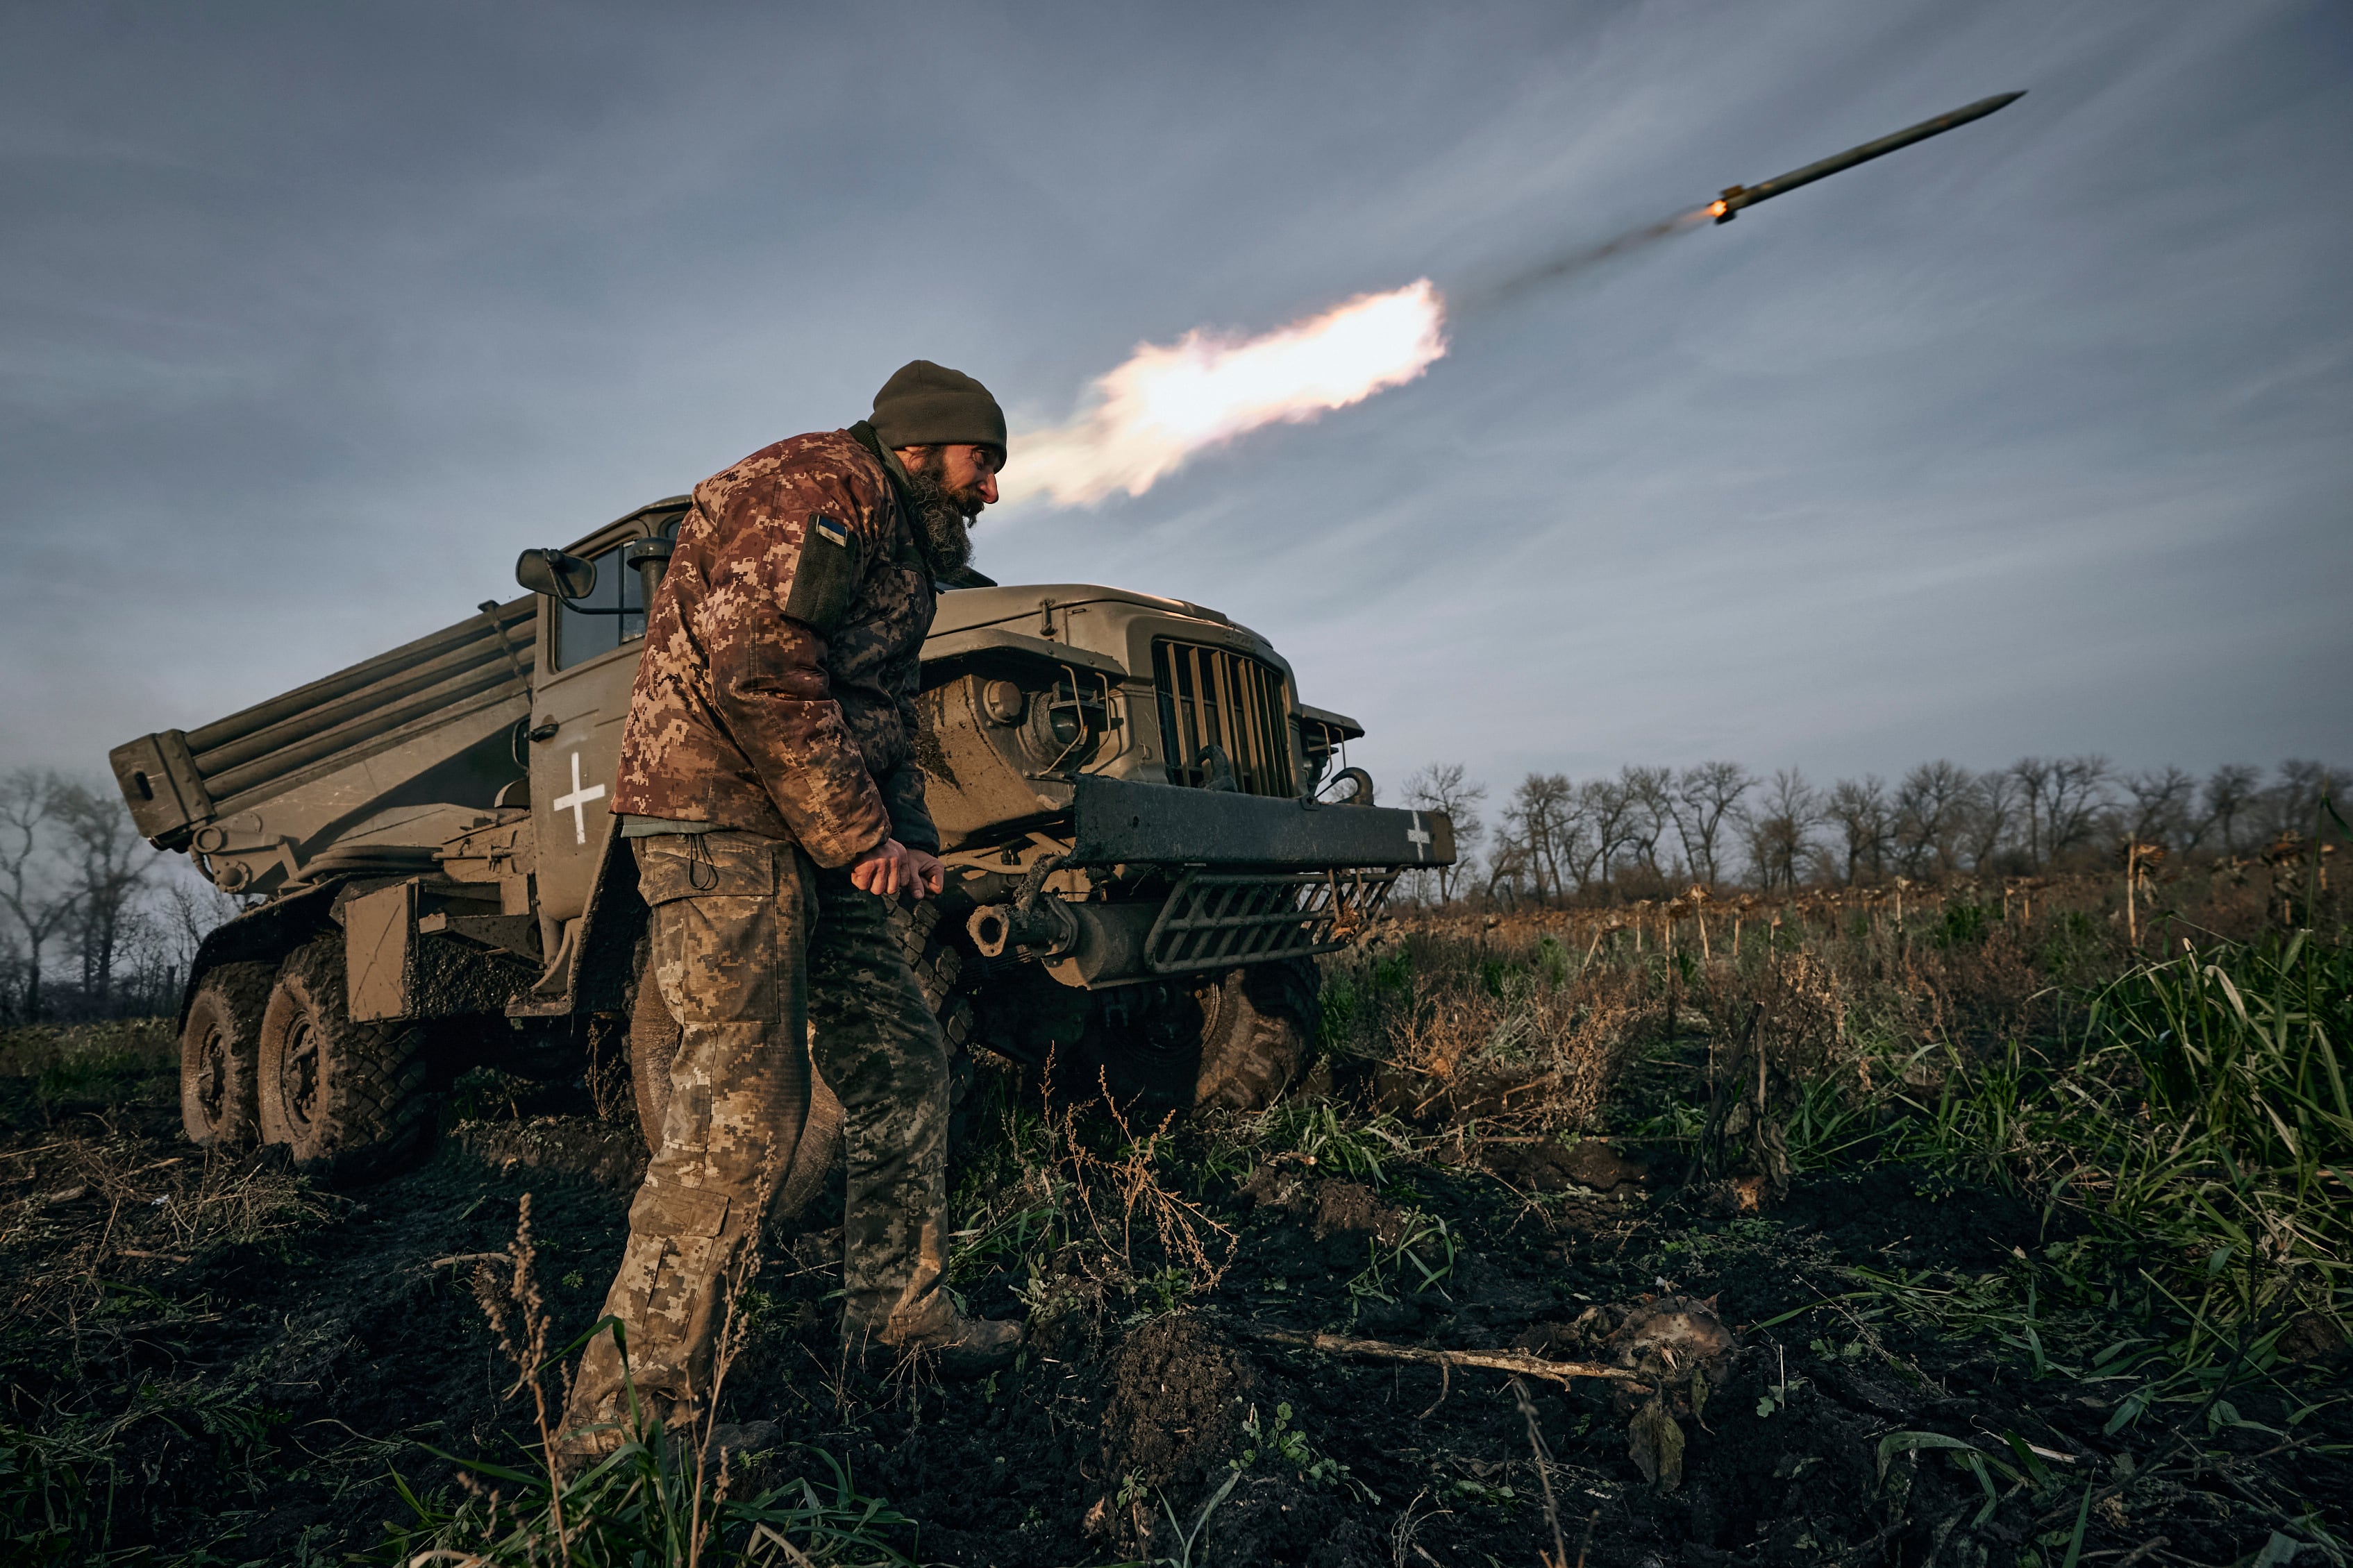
[869,360,1007,455]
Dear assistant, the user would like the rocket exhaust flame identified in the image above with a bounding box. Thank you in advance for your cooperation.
[1002,280,1447,507]
[1001,92,2018,509]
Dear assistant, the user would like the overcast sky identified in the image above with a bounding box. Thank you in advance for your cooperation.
[4,0,2346,807]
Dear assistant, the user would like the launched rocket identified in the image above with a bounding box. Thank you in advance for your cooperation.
[1007,91,2029,507]
[1707,92,2025,223]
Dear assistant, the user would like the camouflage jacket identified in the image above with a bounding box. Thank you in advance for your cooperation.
[612,427,938,863]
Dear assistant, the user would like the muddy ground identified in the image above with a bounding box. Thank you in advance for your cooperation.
[3,1040,2346,1566]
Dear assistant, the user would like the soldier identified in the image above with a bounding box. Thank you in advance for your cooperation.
[562,361,1022,1452]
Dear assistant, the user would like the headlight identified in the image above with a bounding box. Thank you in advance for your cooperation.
[976,670,1112,771]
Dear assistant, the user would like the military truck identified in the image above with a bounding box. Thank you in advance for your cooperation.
[110,493,1453,1177]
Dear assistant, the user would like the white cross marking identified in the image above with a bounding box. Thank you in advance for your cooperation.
[553,750,607,845]
[1406,811,1432,862]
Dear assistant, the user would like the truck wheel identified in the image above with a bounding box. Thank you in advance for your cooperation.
[1195,960,1321,1110]
[894,898,980,1064]
[1076,959,1321,1113]
[180,961,273,1148]
[255,939,435,1179]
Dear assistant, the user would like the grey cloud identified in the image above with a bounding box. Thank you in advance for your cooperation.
[1,0,2345,802]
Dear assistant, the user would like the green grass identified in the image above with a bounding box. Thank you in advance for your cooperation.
[383,1421,914,1567]
[0,1018,176,1110]
[1334,897,2349,1435]
[1769,928,2352,1426]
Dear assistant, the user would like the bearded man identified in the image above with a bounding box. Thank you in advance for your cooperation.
[564,361,1020,1450]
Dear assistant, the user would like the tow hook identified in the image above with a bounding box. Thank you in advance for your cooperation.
[968,899,1078,959]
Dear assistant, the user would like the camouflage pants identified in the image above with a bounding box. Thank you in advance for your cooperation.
[569,829,949,1428]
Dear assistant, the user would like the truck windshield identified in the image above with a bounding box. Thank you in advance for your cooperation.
[550,541,646,670]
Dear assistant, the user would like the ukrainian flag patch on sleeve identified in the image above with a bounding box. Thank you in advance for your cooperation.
[782,512,864,633]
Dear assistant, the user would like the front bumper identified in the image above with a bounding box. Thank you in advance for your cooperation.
[985,777,1457,981]
[1067,775,1456,870]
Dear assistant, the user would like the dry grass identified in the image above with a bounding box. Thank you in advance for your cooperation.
[1,1120,330,1339]
[1078,1090,1238,1291]
[1321,934,1650,1137]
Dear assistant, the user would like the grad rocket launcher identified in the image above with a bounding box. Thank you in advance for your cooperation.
[1706,92,2025,223]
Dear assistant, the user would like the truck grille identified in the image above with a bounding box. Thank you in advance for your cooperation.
[1145,868,1402,973]
[1152,641,1296,798]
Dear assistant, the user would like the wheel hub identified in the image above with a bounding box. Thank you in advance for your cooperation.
[281,1015,320,1135]
[195,1022,228,1125]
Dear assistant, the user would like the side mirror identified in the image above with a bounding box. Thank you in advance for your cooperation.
[516,548,596,601]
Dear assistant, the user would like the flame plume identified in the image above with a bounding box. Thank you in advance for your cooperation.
[1003,280,1446,508]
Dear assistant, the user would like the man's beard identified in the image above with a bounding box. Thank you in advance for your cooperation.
[900,463,977,573]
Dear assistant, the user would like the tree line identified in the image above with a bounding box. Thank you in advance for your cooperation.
[1398,757,2345,907]
[0,770,233,1024]
[2,756,2341,1019]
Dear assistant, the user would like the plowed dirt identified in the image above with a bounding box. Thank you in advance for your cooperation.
[3,1060,2345,1566]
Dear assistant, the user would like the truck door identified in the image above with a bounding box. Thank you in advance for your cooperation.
[527,537,654,934]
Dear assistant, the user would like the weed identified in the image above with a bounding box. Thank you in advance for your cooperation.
[1151,1467,1238,1568]
[1233,1401,1375,1503]
[1230,1099,1403,1183]
[1346,1209,1458,1310]
[1320,934,1647,1135]
[0,1020,175,1116]
[1055,1090,1237,1300]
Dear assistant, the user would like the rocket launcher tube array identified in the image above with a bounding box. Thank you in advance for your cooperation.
[1710,92,2025,221]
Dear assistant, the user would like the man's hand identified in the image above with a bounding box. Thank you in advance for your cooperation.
[850,838,946,900]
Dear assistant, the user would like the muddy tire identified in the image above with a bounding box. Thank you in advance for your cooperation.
[180,961,274,1149]
[894,899,980,1064]
[255,939,435,1179]
[1079,959,1321,1113]
[1196,959,1320,1109]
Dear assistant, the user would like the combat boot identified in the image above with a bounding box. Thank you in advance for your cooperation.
[552,1388,685,1476]
[859,1310,1025,1378]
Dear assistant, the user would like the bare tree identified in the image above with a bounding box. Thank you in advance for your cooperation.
[1743,770,1820,892]
[1484,834,1532,907]
[2125,766,2199,852]
[2044,755,2116,863]
[1402,763,1487,904]
[1892,760,1973,878]
[1617,766,1674,876]
[2261,759,2348,844]
[0,770,70,1020]
[1546,779,1598,891]
[2009,757,2055,868]
[1825,775,1892,885]
[1668,761,1755,887]
[1380,752,2322,906]
[1505,773,1576,904]
[2201,764,2263,856]
[156,870,245,970]
[50,779,153,1013]
[0,922,27,1025]
[1580,775,1646,891]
